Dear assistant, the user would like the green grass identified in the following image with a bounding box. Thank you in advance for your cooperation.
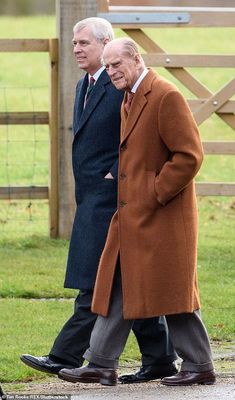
[197,197,235,341]
[0,16,56,88]
[0,16,234,384]
[0,235,76,299]
[0,200,49,238]
[0,298,74,382]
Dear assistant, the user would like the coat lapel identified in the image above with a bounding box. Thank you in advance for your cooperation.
[121,69,156,144]
[76,70,110,133]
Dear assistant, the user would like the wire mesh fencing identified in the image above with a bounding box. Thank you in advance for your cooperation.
[0,86,50,238]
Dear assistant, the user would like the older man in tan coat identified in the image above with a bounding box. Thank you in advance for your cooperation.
[59,37,216,387]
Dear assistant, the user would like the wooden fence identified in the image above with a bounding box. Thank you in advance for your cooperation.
[0,1,234,238]
[97,0,235,196]
[0,38,59,237]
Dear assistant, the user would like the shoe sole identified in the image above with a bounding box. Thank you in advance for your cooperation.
[59,373,117,386]
[161,379,216,386]
[20,356,59,375]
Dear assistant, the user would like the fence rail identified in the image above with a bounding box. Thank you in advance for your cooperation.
[0,186,48,200]
[0,112,49,124]
[98,0,235,27]
[0,38,50,52]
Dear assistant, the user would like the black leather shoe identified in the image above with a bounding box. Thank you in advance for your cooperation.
[161,370,216,386]
[59,366,117,386]
[119,361,178,384]
[20,354,79,375]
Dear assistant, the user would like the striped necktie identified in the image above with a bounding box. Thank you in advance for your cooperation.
[84,76,95,107]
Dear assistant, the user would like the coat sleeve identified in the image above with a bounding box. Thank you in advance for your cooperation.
[155,90,203,205]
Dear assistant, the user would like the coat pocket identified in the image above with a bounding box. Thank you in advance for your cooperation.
[146,171,163,210]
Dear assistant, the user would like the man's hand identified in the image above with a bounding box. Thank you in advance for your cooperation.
[104,172,114,179]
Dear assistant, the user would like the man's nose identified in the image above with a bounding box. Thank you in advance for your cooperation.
[73,43,81,52]
[107,66,116,76]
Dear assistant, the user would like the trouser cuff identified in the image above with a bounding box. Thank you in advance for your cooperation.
[83,348,118,369]
[181,361,214,372]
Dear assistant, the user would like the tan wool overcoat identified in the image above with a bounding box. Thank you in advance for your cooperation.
[92,69,204,319]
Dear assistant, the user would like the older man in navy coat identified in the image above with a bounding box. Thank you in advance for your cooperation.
[21,17,177,383]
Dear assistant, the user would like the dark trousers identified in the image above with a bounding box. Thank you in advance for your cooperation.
[50,289,176,367]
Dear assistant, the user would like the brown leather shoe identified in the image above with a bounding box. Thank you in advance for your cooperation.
[161,370,216,386]
[59,365,117,386]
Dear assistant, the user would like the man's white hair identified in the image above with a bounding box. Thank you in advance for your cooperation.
[103,37,145,67]
[73,17,114,42]
[115,37,140,58]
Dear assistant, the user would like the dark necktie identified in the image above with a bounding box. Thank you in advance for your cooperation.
[84,76,95,107]
[124,91,134,113]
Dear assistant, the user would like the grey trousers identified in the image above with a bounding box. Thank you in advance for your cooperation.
[84,267,214,372]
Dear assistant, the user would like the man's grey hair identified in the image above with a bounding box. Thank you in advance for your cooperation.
[73,17,114,42]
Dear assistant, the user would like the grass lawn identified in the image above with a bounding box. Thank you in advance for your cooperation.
[197,197,235,341]
[0,236,75,299]
[0,16,234,384]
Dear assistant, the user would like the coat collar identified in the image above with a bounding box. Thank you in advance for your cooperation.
[121,69,157,144]
[75,70,111,134]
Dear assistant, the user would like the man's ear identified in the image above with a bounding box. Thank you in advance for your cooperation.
[103,37,110,46]
[135,54,141,65]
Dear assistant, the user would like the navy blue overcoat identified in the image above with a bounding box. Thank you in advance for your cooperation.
[64,70,123,290]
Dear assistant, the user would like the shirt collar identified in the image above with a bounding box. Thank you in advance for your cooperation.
[89,66,105,83]
[131,68,149,93]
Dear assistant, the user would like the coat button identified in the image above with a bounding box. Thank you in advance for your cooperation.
[120,201,127,208]
[120,172,126,180]
[120,143,127,151]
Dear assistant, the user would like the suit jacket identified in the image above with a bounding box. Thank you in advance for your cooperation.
[64,70,124,290]
[92,69,204,318]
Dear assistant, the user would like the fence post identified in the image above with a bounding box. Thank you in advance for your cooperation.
[56,0,98,239]
[49,38,59,238]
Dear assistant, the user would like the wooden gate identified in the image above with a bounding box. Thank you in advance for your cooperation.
[0,38,59,237]
[97,0,235,196]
